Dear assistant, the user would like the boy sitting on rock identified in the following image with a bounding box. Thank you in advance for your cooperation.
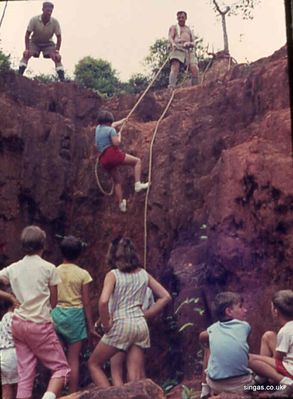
[199,291,253,397]
[249,290,293,388]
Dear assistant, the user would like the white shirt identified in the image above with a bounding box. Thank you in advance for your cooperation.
[276,320,293,375]
[0,255,60,323]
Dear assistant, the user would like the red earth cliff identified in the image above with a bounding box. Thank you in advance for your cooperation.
[0,46,292,384]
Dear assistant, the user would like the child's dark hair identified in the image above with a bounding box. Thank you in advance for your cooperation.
[97,110,114,125]
[213,291,243,321]
[106,237,140,273]
[177,10,187,17]
[21,225,46,255]
[272,290,293,319]
[60,236,83,261]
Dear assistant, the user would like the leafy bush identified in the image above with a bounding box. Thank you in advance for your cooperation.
[0,48,11,72]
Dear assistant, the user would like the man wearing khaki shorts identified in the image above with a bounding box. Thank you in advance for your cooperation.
[18,2,65,81]
[168,11,199,89]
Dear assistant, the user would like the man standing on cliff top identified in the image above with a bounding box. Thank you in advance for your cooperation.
[18,2,65,81]
[168,11,199,89]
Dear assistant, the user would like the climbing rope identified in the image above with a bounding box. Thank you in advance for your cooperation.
[94,157,114,196]
[143,89,176,269]
[119,55,171,135]
[95,55,170,195]
[0,0,8,29]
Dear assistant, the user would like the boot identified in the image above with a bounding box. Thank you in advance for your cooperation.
[18,65,26,75]
[57,69,65,81]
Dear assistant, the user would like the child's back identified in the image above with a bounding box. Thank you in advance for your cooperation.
[55,262,92,307]
[2,255,59,323]
[208,318,251,379]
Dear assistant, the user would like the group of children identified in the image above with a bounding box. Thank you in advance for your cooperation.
[0,226,171,399]
[0,227,292,399]
[199,290,293,398]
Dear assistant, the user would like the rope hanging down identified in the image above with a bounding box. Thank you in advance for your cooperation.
[0,0,8,29]
[118,55,171,135]
[95,55,170,194]
[143,89,176,269]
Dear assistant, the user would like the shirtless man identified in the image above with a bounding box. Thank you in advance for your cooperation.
[18,2,65,81]
[168,11,199,89]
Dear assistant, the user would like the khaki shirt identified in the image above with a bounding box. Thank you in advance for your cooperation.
[27,15,61,44]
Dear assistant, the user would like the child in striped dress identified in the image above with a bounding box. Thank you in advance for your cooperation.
[110,287,155,386]
[88,237,171,388]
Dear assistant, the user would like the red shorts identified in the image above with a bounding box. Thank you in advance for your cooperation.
[275,358,293,378]
[99,146,126,171]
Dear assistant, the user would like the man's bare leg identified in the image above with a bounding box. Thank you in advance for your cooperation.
[168,60,180,89]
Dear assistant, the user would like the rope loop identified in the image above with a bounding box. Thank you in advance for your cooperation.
[94,157,114,196]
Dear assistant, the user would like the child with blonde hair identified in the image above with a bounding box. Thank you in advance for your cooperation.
[0,226,70,399]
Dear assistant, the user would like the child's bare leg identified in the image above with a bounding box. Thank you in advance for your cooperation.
[44,376,65,398]
[88,342,119,388]
[126,345,145,382]
[109,168,123,203]
[67,341,83,393]
[2,384,17,399]
[110,351,126,386]
[200,348,211,398]
[249,354,284,383]
[260,331,276,357]
[122,154,141,183]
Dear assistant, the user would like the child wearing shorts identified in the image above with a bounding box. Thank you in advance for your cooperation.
[249,290,293,387]
[52,236,97,394]
[109,287,155,386]
[0,225,70,399]
[0,298,18,399]
[199,291,253,396]
[95,110,149,213]
[88,237,171,387]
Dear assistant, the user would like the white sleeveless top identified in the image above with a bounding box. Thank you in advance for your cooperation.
[109,268,149,321]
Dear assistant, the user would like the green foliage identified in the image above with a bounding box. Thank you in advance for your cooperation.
[126,73,149,94]
[74,56,120,96]
[33,73,59,83]
[144,38,170,89]
[181,384,197,399]
[0,47,11,72]
[161,378,179,394]
[175,297,205,333]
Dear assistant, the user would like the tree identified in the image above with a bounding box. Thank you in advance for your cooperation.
[0,43,10,72]
[125,73,149,94]
[74,56,120,96]
[144,38,170,89]
[210,0,261,54]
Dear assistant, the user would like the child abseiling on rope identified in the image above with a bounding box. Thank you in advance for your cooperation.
[95,110,149,213]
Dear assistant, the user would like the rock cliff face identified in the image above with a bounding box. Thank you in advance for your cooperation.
[0,47,292,381]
